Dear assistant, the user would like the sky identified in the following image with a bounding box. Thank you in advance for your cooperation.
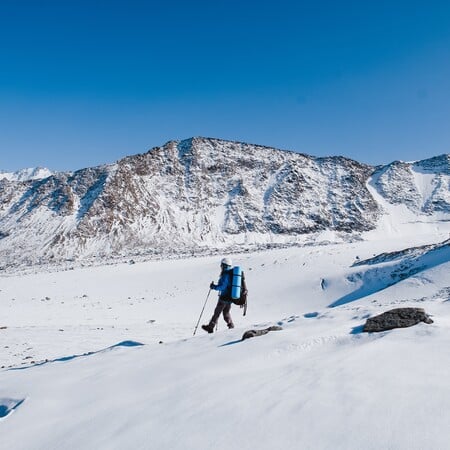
[1,0,450,172]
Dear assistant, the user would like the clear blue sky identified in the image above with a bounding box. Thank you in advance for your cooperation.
[1,0,450,171]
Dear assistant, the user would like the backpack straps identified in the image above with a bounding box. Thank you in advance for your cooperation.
[241,271,248,316]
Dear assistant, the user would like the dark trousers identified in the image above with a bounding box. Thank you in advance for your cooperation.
[209,300,233,327]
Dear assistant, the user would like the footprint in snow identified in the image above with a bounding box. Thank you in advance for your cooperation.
[0,398,25,420]
[277,315,300,325]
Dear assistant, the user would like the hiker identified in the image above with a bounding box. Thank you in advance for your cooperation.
[202,257,235,333]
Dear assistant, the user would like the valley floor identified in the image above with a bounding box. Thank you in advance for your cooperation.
[1,231,449,449]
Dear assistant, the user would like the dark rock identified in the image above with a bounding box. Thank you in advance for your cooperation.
[363,307,433,332]
[242,325,283,341]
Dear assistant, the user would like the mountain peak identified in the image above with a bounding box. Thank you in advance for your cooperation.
[0,140,449,271]
[414,154,450,174]
[0,167,53,182]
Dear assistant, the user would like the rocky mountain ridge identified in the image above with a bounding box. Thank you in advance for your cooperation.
[0,167,53,182]
[0,137,449,270]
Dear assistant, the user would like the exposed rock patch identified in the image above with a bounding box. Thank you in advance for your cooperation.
[363,307,433,332]
[242,326,283,341]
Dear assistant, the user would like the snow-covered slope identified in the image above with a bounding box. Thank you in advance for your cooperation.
[0,167,53,182]
[371,155,450,216]
[0,235,449,449]
[0,138,449,272]
[363,154,450,240]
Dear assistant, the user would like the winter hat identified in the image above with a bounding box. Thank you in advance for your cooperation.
[220,257,233,267]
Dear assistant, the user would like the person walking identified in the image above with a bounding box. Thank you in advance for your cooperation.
[202,257,235,333]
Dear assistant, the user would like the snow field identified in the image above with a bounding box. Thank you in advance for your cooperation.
[0,231,449,449]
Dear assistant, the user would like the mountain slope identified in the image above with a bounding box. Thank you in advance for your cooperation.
[0,138,449,270]
[372,154,450,215]
[0,167,53,182]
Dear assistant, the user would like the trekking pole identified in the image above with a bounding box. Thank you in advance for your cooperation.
[193,289,212,336]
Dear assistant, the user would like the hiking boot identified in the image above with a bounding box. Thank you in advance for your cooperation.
[227,323,235,329]
[202,324,214,334]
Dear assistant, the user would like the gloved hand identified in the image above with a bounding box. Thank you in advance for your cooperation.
[210,282,216,290]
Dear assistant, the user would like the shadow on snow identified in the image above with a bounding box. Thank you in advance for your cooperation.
[218,339,242,347]
[8,340,144,371]
[0,398,25,419]
[329,243,450,308]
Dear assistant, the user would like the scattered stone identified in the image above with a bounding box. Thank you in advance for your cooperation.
[363,307,434,333]
[242,325,283,341]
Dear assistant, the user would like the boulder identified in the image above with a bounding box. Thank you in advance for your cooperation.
[242,325,283,341]
[363,307,433,332]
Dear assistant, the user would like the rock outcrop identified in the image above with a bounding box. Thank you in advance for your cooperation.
[363,308,434,332]
[242,326,283,341]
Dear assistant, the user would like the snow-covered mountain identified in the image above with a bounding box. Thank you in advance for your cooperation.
[0,137,449,270]
[371,155,450,215]
[0,167,53,182]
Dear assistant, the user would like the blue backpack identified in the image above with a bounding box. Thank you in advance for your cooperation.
[228,266,248,315]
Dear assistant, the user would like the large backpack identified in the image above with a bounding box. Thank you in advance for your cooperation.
[229,269,248,315]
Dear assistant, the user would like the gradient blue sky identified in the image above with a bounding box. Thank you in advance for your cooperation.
[1,0,450,171]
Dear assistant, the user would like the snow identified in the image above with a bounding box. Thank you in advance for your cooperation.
[1,229,450,449]
[365,166,450,239]
[0,167,53,182]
